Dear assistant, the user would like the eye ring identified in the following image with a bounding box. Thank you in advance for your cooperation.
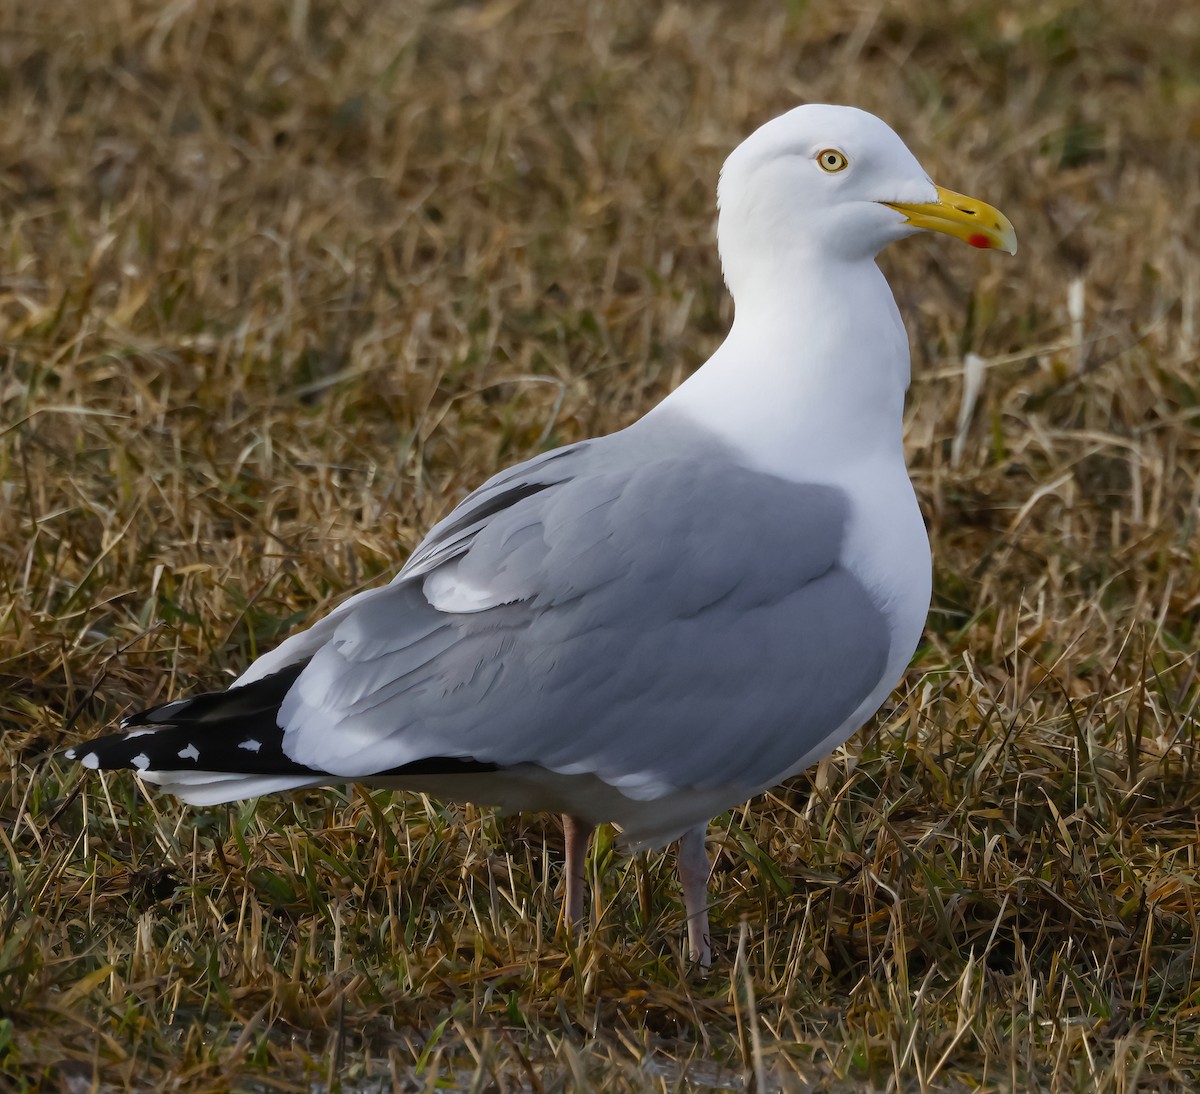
[817,148,849,173]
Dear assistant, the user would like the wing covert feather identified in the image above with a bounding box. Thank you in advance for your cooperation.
[277,414,893,797]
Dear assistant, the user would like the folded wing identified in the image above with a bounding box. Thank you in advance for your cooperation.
[71,413,894,809]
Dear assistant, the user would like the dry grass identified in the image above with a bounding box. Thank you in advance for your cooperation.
[2,0,1200,1089]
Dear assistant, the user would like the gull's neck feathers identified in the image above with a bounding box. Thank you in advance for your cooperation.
[655,254,911,486]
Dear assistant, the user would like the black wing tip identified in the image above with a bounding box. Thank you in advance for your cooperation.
[121,698,187,730]
[62,741,109,770]
[67,664,501,783]
[377,757,501,777]
[65,663,318,774]
[65,733,503,780]
[119,663,308,731]
[61,724,321,777]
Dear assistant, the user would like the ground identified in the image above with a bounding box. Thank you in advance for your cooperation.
[2,0,1200,1089]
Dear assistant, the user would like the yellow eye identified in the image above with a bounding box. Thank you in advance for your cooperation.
[817,148,849,173]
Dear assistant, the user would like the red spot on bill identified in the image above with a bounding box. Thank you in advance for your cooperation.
[968,232,991,249]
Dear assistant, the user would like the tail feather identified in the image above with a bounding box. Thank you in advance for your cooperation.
[137,771,326,807]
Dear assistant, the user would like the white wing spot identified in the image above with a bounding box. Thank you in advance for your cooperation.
[239,738,262,753]
[424,562,517,613]
[81,752,99,769]
[124,728,156,739]
[132,753,151,772]
[178,744,200,761]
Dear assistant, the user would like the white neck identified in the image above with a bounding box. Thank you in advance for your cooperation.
[653,257,912,484]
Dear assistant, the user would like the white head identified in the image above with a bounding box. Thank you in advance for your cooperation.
[716,104,1016,299]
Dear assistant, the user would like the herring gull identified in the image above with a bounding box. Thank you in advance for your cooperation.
[66,104,1016,967]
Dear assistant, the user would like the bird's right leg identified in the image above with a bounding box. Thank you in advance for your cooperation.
[561,814,593,930]
[677,823,713,968]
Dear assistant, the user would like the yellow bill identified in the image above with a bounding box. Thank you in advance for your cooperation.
[882,185,1017,255]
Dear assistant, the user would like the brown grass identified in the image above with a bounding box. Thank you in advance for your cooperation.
[3,0,1200,1089]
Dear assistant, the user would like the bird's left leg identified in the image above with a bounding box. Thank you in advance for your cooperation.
[561,814,594,930]
[677,823,713,967]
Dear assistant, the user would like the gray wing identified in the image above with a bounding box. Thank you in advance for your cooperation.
[273,415,892,798]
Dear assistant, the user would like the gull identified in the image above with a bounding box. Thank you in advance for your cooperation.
[66,104,1015,967]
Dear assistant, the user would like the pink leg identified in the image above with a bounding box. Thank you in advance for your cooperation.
[677,824,713,967]
[562,814,594,930]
